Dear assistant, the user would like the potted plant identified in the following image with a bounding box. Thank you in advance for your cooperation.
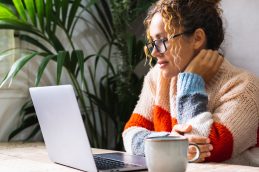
[0,0,155,150]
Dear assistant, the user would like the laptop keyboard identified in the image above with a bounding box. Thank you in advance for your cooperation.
[94,155,140,170]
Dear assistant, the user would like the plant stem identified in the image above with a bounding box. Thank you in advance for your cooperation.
[68,71,97,146]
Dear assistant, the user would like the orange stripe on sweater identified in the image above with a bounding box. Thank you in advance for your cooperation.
[153,106,172,132]
[124,113,154,131]
[205,122,233,162]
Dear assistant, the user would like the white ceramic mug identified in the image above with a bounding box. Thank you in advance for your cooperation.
[144,136,200,172]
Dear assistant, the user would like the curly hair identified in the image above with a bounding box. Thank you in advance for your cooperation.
[144,0,224,63]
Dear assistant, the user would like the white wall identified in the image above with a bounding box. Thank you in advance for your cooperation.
[221,0,259,76]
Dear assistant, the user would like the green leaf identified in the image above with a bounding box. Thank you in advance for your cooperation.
[45,0,52,33]
[19,34,52,53]
[56,51,68,85]
[0,48,16,61]
[0,52,38,87]
[99,0,113,30]
[1,1,14,5]
[70,50,78,74]
[12,0,27,21]
[25,124,40,141]
[8,115,38,141]
[82,53,115,76]
[94,3,113,39]
[50,33,65,51]
[86,0,97,8]
[54,0,61,21]
[67,0,81,32]
[127,34,134,65]
[0,3,17,19]
[94,43,108,78]
[61,0,69,25]
[24,0,36,26]
[0,18,46,40]
[74,50,84,81]
[35,0,44,33]
[35,54,56,86]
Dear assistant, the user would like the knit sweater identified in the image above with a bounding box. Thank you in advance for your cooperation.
[122,59,259,166]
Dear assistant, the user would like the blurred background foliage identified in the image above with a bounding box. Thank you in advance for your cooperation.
[0,0,156,150]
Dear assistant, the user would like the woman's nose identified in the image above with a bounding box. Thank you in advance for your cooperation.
[151,46,161,58]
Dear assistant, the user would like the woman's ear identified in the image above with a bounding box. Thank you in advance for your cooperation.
[192,28,207,51]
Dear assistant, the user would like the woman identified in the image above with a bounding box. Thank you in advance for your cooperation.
[122,0,259,165]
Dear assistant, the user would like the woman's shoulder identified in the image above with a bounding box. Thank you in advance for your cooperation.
[213,59,259,97]
[223,60,259,85]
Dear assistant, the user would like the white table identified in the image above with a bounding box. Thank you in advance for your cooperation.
[0,142,258,172]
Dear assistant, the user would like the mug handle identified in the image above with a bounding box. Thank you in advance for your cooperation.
[188,143,201,163]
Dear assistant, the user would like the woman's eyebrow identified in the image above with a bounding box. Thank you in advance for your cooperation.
[151,33,166,40]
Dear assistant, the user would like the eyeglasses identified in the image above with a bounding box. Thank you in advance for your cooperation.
[145,31,192,54]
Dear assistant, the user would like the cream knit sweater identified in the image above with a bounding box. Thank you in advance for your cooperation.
[123,59,259,166]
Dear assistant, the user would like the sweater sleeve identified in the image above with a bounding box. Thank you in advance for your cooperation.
[177,72,259,162]
[122,69,170,156]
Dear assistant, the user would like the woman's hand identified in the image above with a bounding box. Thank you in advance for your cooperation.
[170,124,213,162]
[185,49,224,83]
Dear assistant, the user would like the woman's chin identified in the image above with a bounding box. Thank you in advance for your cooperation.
[161,70,178,78]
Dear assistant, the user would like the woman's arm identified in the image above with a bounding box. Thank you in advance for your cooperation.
[122,67,170,155]
[177,50,259,162]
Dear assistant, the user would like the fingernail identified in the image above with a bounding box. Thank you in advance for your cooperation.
[206,138,210,143]
[209,145,213,150]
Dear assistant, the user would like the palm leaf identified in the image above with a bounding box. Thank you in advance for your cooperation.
[49,33,65,51]
[94,3,113,39]
[35,0,44,33]
[24,0,36,26]
[19,34,52,53]
[54,0,61,21]
[45,0,52,33]
[0,18,46,40]
[35,54,56,86]
[0,3,17,19]
[67,0,81,33]
[12,0,27,21]
[74,50,84,81]
[99,0,113,30]
[25,124,41,141]
[61,0,69,26]
[94,43,108,78]
[0,52,38,87]
[56,51,68,85]
[8,115,38,141]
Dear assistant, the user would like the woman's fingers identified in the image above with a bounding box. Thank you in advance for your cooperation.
[184,49,223,83]
[172,124,192,134]
[188,151,210,162]
[213,54,224,72]
[189,144,213,153]
[187,135,210,144]
[185,135,212,162]
[188,144,213,162]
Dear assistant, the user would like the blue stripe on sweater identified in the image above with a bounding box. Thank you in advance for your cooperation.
[176,72,208,124]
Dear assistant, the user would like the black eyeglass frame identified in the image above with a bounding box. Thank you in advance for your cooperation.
[145,30,194,55]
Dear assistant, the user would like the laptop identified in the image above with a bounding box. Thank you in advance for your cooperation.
[29,85,147,172]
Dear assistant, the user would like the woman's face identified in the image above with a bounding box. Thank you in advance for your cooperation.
[149,13,195,78]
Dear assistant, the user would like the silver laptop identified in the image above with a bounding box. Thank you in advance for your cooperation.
[29,85,147,172]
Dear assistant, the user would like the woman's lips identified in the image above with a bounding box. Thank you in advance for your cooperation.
[158,61,169,68]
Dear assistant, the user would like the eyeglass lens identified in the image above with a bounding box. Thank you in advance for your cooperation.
[147,39,167,54]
